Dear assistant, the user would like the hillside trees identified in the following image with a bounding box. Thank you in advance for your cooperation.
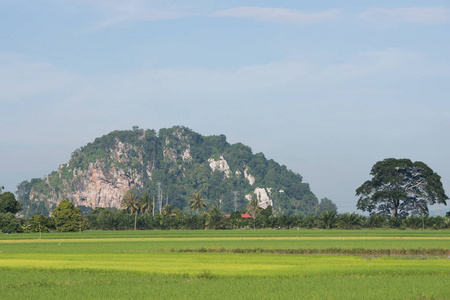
[316,197,338,214]
[356,158,448,217]
[16,178,53,216]
[16,126,319,216]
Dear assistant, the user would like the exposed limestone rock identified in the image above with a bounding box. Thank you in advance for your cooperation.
[208,156,231,177]
[163,147,177,162]
[244,167,256,185]
[29,142,145,210]
[162,127,192,163]
[182,146,192,162]
[70,162,138,208]
[245,188,273,209]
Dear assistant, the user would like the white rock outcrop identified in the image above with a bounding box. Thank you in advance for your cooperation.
[244,167,256,185]
[246,187,273,209]
[208,156,231,177]
[182,146,192,162]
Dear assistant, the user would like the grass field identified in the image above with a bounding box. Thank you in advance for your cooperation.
[3,228,450,239]
[1,229,449,299]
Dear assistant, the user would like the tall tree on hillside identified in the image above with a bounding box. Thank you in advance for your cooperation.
[189,192,207,215]
[316,197,338,214]
[356,158,448,218]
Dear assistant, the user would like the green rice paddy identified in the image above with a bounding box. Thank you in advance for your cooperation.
[1,229,449,299]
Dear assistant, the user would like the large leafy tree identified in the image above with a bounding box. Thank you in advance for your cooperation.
[356,158,448,217]
[0,213,22,233]
[0,191,22,214]
[52,200,83,232]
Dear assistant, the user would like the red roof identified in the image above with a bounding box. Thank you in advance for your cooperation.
[241,213,253,219]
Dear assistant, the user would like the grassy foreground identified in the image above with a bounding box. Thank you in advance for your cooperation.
[1,229,449,299]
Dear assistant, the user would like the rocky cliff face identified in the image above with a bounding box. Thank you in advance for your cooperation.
[29,142,144,209]
[17,126,318,217]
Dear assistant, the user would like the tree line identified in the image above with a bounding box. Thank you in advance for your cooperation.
[2,192,450,233]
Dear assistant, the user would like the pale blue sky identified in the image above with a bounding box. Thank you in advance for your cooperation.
[1,0,449,213]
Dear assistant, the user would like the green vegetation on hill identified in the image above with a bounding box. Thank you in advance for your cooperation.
[16,126,318,217]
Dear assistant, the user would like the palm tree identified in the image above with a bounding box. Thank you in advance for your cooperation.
[122,192,138,214]
[189,192,207,214]
[319,211,337,229]
[337,212,363,230]
[121,192,139,230]
[139,193,152,215]
[206,206,225,229]
[246,196,260,231]
[161,204,174,217]
[367,215,386,228]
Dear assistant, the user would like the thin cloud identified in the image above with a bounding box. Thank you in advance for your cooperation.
[211,6,340,24]
[5,48,447,105]
[360,7,450,24]
[70,0,190,28]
